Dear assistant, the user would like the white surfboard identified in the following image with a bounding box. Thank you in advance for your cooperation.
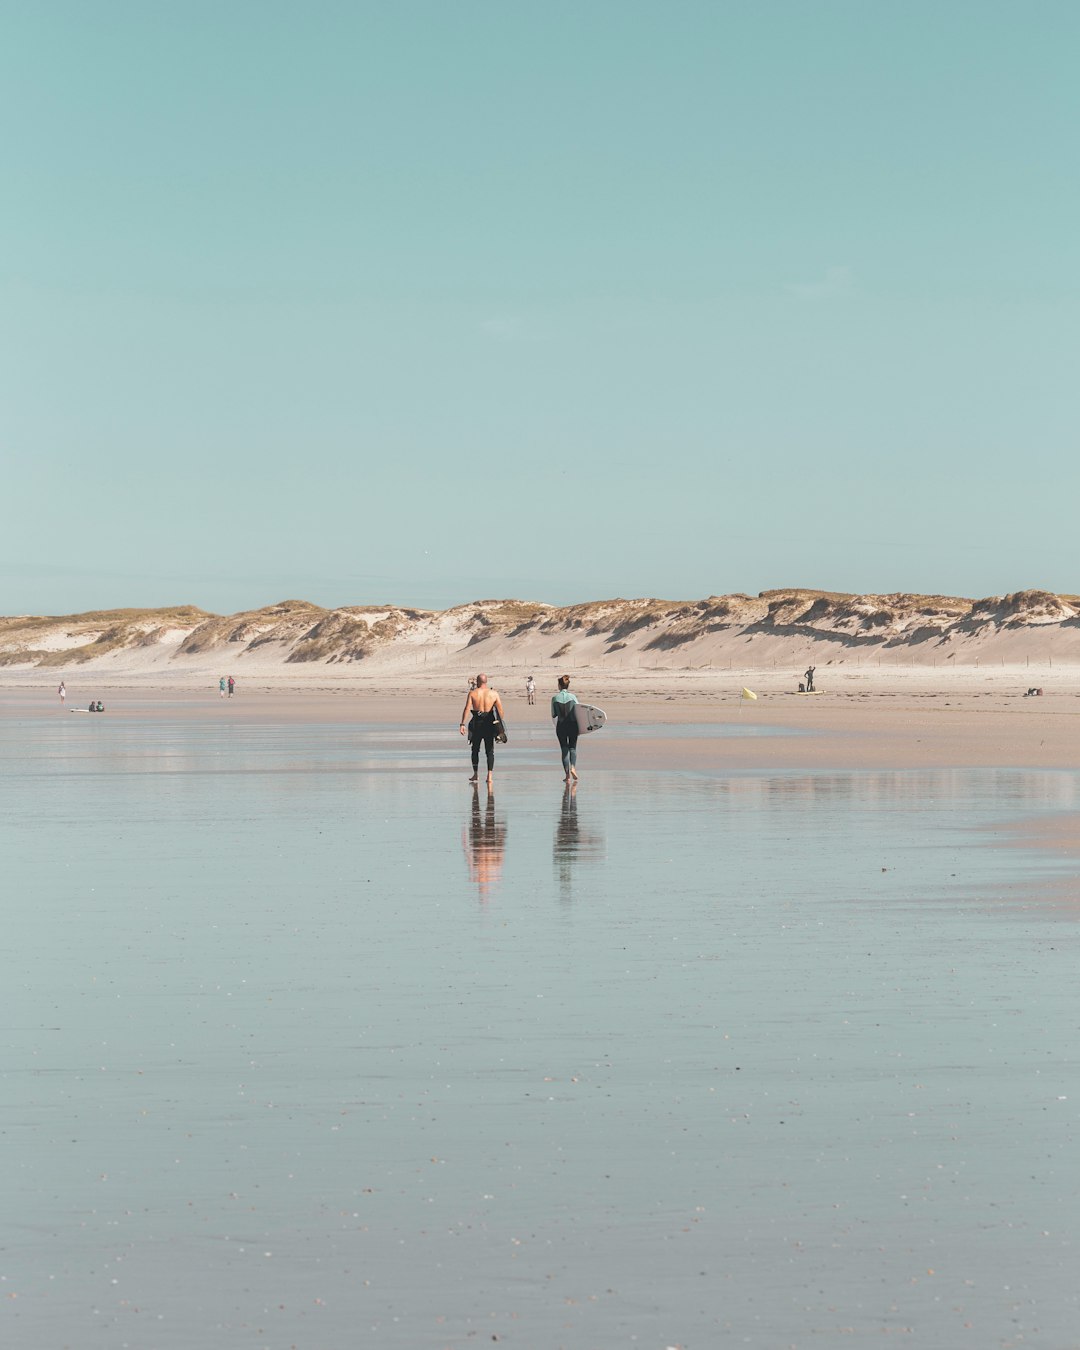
[574,703,607,734]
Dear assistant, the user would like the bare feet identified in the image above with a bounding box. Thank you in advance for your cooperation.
[486,773,493,787]
[468,775,478,783]
[569,767,578,780]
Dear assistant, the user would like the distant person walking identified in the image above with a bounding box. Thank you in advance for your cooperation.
[219,676,226,698]
[526,675,536,705]
[804,665,816,693]
[227,676,235,698]
[459,672,504,787]
[58,681,66,705]
[551,674,579,782]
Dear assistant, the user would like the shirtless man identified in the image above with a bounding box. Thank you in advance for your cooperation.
[459,672,505,786]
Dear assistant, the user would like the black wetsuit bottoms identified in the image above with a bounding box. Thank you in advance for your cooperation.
[469,710,497,772]
[556,713,579,771]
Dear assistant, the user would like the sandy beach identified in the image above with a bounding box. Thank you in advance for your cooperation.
[6,664,1080,773]
[5,665,1079,1348]
[9,666,1080,903]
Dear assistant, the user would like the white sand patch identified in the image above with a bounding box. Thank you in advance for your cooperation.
[32,629,105,652]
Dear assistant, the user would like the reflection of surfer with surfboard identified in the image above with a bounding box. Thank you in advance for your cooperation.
[550,675,607,783]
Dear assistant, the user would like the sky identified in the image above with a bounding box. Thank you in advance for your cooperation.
[2,1,1078,615]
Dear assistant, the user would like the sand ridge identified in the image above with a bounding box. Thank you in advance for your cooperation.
[4,587,1080,677]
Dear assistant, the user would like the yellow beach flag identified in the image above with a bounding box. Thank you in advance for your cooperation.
[741,687,758,700]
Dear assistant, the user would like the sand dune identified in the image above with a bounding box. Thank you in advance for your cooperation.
[2,588,1078,687]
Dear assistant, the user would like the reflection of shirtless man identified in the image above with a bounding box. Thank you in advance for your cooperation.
[459,673,505,786]
[462,785,507,902]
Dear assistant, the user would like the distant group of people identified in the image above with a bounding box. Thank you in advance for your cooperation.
[58,683,103,712]
[218,676,236,698]
[460,673,582,787]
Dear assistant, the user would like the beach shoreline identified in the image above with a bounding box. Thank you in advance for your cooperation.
[6,670,1080,772]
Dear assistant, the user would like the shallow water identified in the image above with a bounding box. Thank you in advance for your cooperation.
[3,715,1079,1349]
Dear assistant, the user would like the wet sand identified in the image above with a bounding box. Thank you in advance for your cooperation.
[6,680,1080,771]
[3,684,1079,1348]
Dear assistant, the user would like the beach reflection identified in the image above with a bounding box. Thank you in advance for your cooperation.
[553,783,607,901]
[6,712,1080,1350]
[462,786,507,901]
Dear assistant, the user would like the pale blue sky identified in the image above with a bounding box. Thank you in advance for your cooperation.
[2,1,1077,614]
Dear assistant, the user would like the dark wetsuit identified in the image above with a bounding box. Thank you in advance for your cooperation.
[469,709,498,773]
[552,692,579,773]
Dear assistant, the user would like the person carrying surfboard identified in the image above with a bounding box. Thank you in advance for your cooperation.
[459,673,505,787]
[551,674,579,782]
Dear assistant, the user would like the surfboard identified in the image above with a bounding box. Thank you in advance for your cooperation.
[574,703,607,734]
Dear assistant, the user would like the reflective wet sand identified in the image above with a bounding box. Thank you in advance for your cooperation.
[3,708,1078,1348]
